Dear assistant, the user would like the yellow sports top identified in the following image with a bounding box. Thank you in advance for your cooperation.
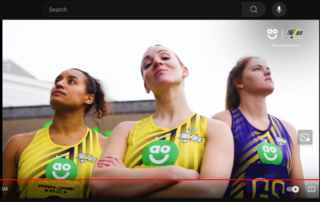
[17,127,102,198]
[123,113,208,172]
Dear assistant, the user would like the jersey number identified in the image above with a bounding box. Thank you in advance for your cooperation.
[252,178,285,198]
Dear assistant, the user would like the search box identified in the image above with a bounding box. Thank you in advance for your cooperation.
[242,2,266,17]
[43,2,265,18]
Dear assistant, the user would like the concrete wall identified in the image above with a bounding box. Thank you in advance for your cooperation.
[2,100,156,148]
[3,72,52,107]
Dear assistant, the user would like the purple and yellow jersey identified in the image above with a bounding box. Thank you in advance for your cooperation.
[224,108,293,198]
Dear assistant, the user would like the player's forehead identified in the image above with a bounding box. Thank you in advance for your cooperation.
[57,69,85,80]
[246,58,267,68]
[142,45,173,59]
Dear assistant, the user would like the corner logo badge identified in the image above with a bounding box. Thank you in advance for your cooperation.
[142,140,178,166]
[287,29,303,39]
[267,29,278,40]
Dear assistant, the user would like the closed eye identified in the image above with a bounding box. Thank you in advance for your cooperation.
[162,57,170,60]
[145,63,152,69]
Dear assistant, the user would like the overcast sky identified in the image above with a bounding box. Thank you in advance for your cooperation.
[3,20,319,186]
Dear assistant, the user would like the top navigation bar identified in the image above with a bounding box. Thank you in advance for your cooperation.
[42,2,268,18]
[2,0,319,19]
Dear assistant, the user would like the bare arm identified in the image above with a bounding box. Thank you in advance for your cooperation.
[2,136,19,198]
[97,133,108,152]
[89,122,198,198]
[144,119,234,198]
[281,120,308,198]
[2,132,35,198]
[211,110,232,128]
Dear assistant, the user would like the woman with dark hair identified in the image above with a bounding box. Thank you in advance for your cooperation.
[89,45,234,198]
[2,68,108,198]
[212,57,308,198]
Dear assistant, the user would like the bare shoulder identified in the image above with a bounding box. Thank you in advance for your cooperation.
[4,130,38,163]
[115,121,138,132]
[97,121,138,150]
[6,130,38,148]
[279,119,298,140]
[206,118,233,139]
[211,110,232,128]
[109,121,139,139]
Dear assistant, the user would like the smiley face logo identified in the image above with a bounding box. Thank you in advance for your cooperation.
[45,158,78,179]
[142,140,178,166]
[267,29,278,40]
[257,142,283,165]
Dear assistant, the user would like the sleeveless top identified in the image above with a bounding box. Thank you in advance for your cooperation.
[123,113,207,172]
[17,127,102,198]
[224,108,293,198]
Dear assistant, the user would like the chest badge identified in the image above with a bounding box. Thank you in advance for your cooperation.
[45,158,78,179]
[142,140,178,166]
[257,142,283,165]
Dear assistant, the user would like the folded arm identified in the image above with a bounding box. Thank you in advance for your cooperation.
[89,122,198,198]
[144,119,235,198]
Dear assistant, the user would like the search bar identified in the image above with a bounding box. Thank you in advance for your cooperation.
[43,2,266,17]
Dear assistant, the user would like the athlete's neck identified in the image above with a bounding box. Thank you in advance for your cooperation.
[50,110,87,137]
[238,93,268,121]
[153,85,193,128]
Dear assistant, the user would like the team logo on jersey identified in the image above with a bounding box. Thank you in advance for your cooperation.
[155,135,170,140]
[187,127,196,133]
[142,140,178,166]
[257,142,283,165]
[45,158,78,179]
[178,133,203,143]
[276,137,287,145]
[76,153,97,163]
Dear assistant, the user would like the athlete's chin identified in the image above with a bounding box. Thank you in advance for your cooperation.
[264,87,274,96]
[50,99,70,110]
[154,77,182,86]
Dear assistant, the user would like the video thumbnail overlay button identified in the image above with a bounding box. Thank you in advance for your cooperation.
[298,130,313,145]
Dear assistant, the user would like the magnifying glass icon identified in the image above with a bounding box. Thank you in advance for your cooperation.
[250,5,258,13]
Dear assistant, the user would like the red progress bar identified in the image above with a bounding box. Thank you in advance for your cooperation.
[1,179,319,181]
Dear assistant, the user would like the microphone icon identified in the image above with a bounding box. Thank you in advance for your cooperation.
[277,6,282,13]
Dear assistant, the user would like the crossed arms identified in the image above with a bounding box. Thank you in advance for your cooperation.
[89,119,234,198]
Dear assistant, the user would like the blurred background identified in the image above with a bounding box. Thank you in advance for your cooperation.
[3,20,319,197]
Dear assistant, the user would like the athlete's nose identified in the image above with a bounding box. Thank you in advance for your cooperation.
[153,59,163,69]
[264,69,271,76]
[55,80,64,89]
